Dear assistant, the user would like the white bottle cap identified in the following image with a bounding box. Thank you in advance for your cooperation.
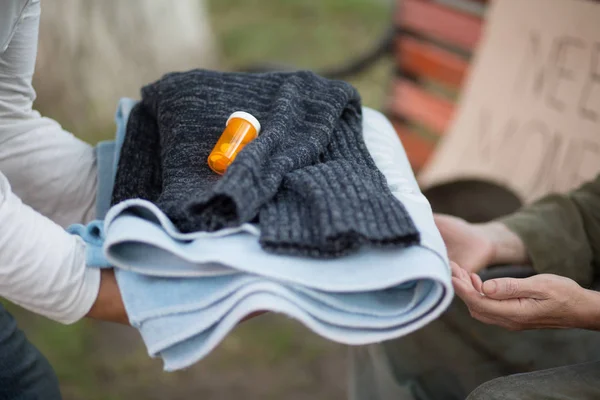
[226,111,261,135]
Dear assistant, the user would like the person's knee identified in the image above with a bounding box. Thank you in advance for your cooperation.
[466,376,513,400]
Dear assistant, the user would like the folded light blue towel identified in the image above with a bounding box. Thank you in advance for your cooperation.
[73,98,452,371]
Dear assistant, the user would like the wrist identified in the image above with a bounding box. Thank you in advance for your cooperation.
[478,221,529,266]
[576,289,600,330]
[86,269,128,324]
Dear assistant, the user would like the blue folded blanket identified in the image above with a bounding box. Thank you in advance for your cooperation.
[73,98,452,371]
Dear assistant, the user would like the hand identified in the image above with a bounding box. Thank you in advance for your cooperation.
[451,262,600,331]
[434,214,529,273]
[86,269,129,325]
[434,214,495,272]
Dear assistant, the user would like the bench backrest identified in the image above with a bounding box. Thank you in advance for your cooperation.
[388,0,488,172]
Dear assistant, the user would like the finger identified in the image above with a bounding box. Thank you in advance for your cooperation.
[450,262,470,284]
[482,277,543,300]
[454,277,528,320]
[452,276,479,301]
[471,273,483,293]
[450,261,462,278]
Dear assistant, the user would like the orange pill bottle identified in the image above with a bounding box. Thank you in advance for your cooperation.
[207,111,261,175]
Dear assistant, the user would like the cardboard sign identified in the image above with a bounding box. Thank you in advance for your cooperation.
[419,0,600,203]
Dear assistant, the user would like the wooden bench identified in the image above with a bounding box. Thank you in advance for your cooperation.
[387,0,487,173]
[388,0,539,280]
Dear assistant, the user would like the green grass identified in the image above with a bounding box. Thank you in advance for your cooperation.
[210,0,389,68]
[10,1,394,398]
[208,0,394,109]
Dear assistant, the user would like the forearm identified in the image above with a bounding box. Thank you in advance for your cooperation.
[578,289,600,331]
[479,203,594,286]
[497,175,600,286]
[0,120,98,226]
[477,221,530,266]
[0,172,100,323]
[0,0,97,227]
[86,269,128,324]
[473,177,600,286]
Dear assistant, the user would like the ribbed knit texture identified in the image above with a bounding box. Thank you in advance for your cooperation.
[111,69,420,257]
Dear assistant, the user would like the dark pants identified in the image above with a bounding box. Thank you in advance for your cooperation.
[0,303,62,400]
[467,361,600,400]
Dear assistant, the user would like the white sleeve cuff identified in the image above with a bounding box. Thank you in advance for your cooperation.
[56,261,101,325]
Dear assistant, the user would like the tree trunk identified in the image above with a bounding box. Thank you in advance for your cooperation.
[33,0,219,141]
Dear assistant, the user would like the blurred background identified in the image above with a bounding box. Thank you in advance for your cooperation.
[6,1,397,399]
[33,0,395,145]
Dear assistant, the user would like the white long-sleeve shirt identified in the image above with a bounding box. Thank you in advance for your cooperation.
[0,0,101,324]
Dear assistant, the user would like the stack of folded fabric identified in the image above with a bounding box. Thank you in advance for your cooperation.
[71,70,452,371]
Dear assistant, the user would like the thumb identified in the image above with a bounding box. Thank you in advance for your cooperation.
[482,277,541,299]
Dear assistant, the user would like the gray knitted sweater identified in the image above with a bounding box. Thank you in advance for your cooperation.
[111,69,420,257]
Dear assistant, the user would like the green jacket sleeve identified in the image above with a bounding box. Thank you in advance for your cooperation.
[499,174,600,287]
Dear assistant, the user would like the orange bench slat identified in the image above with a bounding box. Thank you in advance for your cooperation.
[397,0,483,51]
[396,37,469,88]
[388,79,455,136]
[392,122,436,171]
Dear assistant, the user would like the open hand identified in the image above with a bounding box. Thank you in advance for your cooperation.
[451,262,600,331]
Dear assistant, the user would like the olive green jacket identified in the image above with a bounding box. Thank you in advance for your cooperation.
[501,174,600,287]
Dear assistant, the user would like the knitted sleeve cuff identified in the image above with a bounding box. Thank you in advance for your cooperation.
[260,161,420,258]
